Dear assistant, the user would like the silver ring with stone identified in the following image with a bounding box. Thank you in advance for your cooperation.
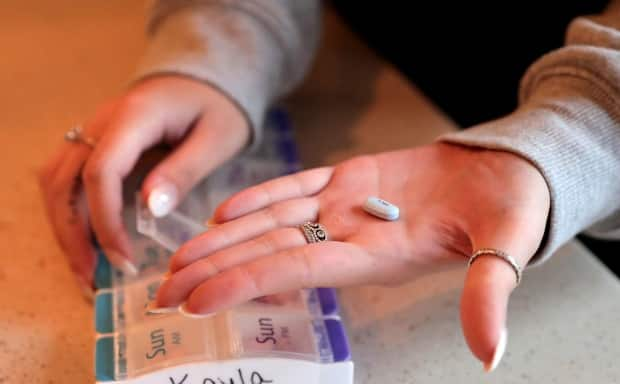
[300,222,329,244]
[468,248,522,285]
[64,126,96,148]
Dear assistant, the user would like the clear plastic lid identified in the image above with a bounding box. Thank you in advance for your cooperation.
[136,194,207,253]
[108,311,336,380]
[229,311,336,363]
[95,275,326,333]
[113,314,227,380]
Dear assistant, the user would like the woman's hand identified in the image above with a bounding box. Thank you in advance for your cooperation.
[154,142,550,369]
[39,75,250,291]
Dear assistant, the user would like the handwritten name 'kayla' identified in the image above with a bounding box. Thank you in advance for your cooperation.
[168,369,274,384]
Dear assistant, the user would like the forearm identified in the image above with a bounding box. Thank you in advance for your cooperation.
[134,0,321,148]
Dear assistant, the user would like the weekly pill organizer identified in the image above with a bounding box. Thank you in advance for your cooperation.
[92,110,354,384]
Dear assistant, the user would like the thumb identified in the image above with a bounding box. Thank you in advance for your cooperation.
[460,254,516,372]
[460,214,544,372]
[141,111,249,218]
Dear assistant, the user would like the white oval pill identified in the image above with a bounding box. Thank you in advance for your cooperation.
[363,196,399,221]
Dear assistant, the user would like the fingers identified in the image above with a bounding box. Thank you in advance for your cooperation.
[38,102,121,286]
[461,256,515,372]
[141,108,249,218]
[459,213,543,372]
[172,241,370,315]
[156,227,307,307]
[82,109,164,274]
[213,167,333,222]
[39,147,97,286]
[169,197,320,272]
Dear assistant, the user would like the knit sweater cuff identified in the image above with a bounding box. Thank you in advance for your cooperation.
[439,76,620,265]
[132,5,288,151]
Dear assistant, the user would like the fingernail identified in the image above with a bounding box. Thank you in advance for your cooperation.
[148,182,178,218]
[484,327,508,372]
[178,302,215,319]
[121,259,139,276]
[204,218,218,228]
[145,301,178,315]
[104,249,138,276]
[77,277,94,302]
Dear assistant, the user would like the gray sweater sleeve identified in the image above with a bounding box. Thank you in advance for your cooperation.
[135,1,620,265]
[133,0,321,149]
[440,2,620,264]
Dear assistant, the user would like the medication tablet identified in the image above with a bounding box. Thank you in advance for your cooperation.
[363,197,399,221]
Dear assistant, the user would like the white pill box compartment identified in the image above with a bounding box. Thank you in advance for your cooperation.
[95,311,352,383]
[94,277,351,383]
[95,275,341,332]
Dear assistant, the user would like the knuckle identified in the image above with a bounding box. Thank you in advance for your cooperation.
[237,265,263,295]
[294,247,315,287]
[82,157,107,185]
[170,243,193,271]
[267,201,301,226]
[255,183,274,206]
[263,204,282,226]
[255,233,278,253]
[198,257,220,277]
[172,167,199,190]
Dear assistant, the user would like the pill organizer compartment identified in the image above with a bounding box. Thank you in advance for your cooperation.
[95,275,334,334]
[96,310,349,381]
[111,315,224,380]
[230,311,334,362]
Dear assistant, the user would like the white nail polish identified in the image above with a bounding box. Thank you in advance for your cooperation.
[484,328,507,372]
[204,218,218,228]
[144,301,178,315]
[178,302,215,319]
[119,259,139,276]
[148,183,178,218]
[104,249,139,276]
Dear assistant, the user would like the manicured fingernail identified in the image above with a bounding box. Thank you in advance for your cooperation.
[484,327,507,372]
[104,249,138,276]
[204,218,218,228]
[119,259,138,276]
[179,302,215,319]
[148,182,178,218]
[145,301,178,315]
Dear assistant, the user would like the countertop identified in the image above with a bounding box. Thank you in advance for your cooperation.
[0,2,618,383]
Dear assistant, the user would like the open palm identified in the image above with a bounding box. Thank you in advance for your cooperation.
[155,142,549,368]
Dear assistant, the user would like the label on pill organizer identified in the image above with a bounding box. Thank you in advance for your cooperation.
[232,312,323,362]
[115,315,227,379]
